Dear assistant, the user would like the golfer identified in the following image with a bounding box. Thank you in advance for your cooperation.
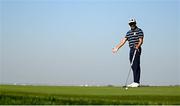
[112,18,144,87]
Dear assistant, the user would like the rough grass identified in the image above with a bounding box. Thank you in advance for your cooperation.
[0,85,180,105]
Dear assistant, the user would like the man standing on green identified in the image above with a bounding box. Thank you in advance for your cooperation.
[112,18,144,87]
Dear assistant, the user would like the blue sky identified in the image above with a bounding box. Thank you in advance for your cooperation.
[0,0,179,86]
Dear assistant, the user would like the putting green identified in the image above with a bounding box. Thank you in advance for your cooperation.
[0,85,180,105]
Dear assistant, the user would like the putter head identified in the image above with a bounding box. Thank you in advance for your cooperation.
[122,86,127,88]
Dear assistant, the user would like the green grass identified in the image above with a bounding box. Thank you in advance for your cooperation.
[0,85,180,105]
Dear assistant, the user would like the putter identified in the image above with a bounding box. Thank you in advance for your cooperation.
[123,49,137,88]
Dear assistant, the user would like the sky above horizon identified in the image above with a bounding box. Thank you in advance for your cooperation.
[0,0,179,86]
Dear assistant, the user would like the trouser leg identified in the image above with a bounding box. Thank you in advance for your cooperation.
[129,48,141,83]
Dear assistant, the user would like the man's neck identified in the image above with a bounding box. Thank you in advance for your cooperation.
[131,26,138,31]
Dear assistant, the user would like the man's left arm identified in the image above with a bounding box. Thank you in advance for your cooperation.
[135,37,143,49]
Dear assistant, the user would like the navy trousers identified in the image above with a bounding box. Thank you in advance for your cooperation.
[129,47,141,83]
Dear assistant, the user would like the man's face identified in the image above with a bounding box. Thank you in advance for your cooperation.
[129,22,136,30]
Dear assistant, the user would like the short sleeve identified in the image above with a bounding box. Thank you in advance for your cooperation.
[125,31,130,39]
[138,28,144,38]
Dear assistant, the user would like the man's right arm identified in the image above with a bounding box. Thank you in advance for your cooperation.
[112,37,127,53]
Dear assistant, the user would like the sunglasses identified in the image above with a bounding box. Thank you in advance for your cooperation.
[129,22,136,26]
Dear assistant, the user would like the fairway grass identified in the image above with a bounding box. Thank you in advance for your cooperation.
[0,85,180,105]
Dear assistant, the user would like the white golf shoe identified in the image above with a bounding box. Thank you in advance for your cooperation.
[127,82,140,87]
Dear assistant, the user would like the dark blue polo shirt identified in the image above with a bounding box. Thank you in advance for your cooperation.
[125,27,144,48]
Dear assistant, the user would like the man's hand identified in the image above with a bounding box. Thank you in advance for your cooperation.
[135,46,139,50]
[112,47,118,53]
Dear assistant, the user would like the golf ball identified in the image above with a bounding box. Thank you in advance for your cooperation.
[125,87,128,90]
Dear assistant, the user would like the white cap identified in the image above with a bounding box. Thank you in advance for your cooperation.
[128,18,136,24]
